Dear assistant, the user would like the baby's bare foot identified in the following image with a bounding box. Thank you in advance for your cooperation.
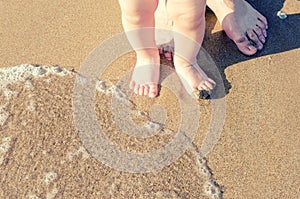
[175,60,216,94]
[207,0,268,55]
[130,49,160,98]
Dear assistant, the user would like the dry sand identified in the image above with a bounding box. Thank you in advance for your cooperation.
[0,0,299,198]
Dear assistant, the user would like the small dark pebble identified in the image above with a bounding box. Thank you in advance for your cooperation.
[193,90,211,100]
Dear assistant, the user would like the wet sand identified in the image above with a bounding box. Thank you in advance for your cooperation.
[0,0,299,198]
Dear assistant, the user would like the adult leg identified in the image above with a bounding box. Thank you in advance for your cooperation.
[207,0,268,55]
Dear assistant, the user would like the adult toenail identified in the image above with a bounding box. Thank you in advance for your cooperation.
[248,45,256,50]
[262,30,267,37]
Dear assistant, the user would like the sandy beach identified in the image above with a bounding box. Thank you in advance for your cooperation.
[0,0,299,198]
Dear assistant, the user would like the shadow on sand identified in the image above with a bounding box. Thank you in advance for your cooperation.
[201,0,300,98]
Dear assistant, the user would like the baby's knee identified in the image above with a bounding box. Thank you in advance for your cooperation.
[122,11,152,24]
[175,12,204,30]
[120,0,157,24]
[167,0,206,29]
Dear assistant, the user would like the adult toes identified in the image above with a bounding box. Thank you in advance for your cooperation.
[257,26,267,40]
[234,36,257,56]
[258,34,266,44]
[258,15,268,29]
[148,84,158,98]
[256,20,267,37]
[246,29,263,50]
[253,26,266,44]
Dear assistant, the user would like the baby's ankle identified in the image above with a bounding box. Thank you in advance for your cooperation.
[174,56,197,70]
[136,48,159,61]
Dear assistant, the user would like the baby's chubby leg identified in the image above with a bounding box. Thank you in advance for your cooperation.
[119,0,160,98]
[167,0,216,93]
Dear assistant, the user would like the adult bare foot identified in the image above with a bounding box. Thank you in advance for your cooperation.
[130,49,160,98]
[207,0,268,55]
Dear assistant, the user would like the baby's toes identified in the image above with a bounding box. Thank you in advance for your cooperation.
[208,78,216,88]
[198,79,216,91]
[134,84,140,94]
[198,82,209,91]
[143,85,150,96]
[130,80,136,90]
[138,85,145,96]
[148,84,158,98]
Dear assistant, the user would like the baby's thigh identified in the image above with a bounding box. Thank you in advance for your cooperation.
[166,0,206,19]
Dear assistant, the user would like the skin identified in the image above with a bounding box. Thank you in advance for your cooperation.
[206,0,268,55]
[118,0,268,98]
[167,0,216,92]
[119,0,160,98]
